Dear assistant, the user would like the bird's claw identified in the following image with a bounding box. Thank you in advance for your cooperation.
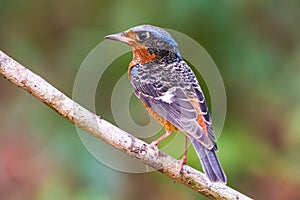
[179,155,187,173]
[150,141,159,150]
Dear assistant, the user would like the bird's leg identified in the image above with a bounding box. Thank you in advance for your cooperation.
[179,135,189,171]
[150,130,173,148]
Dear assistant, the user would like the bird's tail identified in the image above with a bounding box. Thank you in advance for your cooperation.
[190,138,227,183]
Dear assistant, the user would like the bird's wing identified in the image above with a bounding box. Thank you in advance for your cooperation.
[130,63,216,150]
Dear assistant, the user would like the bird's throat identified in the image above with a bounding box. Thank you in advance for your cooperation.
[129,46,156,70]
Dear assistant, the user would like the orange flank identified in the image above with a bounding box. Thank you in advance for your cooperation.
[189,98,208,135]
[142,101,177,132]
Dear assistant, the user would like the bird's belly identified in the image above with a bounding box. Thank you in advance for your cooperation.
[142,101,177,132]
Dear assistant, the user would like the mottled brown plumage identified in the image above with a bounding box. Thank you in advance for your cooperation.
[106,25,226,183]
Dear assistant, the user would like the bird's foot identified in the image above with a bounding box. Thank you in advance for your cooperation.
[179,154,187,173]
[150,140,159,150]
[149,130,172,150]
[179,135,188,173]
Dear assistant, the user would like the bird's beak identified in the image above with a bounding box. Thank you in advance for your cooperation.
[105,32,134,44]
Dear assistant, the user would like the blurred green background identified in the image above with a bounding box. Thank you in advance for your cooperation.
[1,0,300,199]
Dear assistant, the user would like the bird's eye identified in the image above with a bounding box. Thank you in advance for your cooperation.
[136,31,150,41]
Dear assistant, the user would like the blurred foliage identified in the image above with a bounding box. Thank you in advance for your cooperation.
[1,0,300,199]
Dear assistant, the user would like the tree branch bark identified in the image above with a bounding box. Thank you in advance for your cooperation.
[0,50,252,200]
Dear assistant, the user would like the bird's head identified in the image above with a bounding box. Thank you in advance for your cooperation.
[106,25,181,66]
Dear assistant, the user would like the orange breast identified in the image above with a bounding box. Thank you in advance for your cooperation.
[128,45,156,70]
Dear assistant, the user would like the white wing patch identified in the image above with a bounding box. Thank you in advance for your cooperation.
[156,91,175,104]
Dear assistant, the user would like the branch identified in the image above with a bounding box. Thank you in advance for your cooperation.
[0,50,252,200]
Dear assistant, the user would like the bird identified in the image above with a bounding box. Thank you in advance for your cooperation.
[105,24,227,183]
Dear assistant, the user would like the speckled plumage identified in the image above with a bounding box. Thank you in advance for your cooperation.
[130,59,217,148]
[106,24,226,183]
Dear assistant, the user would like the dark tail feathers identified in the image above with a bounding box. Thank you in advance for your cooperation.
[190,138,227,183]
